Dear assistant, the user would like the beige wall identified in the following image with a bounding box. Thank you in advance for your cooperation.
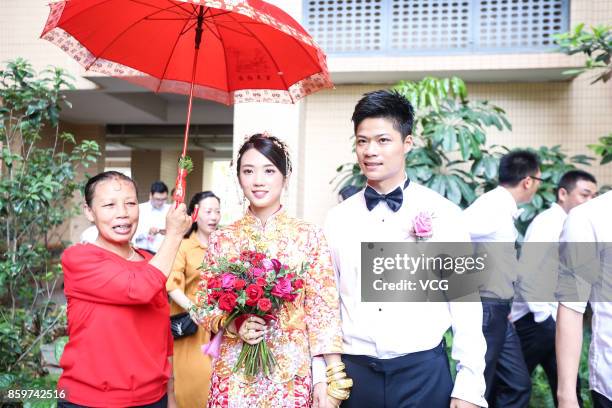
[59,123,106,244]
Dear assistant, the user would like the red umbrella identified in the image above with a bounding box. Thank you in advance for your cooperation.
[41,0,332,211]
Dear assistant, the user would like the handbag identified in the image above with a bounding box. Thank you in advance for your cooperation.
[170,312,198,339]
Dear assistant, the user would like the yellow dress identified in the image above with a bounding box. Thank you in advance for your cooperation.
[197,209,343,408]
[166,233,212,408]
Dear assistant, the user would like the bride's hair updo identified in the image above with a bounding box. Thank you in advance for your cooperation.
[236,133,292,178]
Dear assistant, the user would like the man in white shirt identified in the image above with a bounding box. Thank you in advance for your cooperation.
[133,181,170,254]
[556,190,612,408]
[317,90,487,408]
[511,170,597,405]
[463,150,541,407]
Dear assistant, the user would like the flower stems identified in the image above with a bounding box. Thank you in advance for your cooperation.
[233,340,278,377]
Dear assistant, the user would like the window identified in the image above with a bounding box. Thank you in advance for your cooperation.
[304,0,569,55]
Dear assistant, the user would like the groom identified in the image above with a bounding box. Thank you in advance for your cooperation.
[315,90,487,408]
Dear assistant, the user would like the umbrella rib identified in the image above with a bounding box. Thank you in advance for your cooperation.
[202,20,222,43]
[85,5,189,71]
[224,12,293,101]
[129,0,192,17]
[144,17,194,21]
[212,17,232,96]
[156,10,196,93]
[181,20,198,35]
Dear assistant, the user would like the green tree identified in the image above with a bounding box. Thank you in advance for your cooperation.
[555,24,612,84]
[0,59,100,398]
[554,24,612,165]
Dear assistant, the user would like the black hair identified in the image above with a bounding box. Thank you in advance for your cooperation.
[556,170,597,200]
[351,89,415,140]
[236,133,292,177]
[498,150,541,187]
[84,171,138,207]
[185,191,220,238]
[150,181,168,194]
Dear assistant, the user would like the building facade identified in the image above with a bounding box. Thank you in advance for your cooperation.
[1,0,611,237]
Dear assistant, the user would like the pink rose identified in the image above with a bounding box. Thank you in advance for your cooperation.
[271,277,292,298]
[412,212,433,239]
[251,267,265,278]
[261,259,275,271]
[221,273,236,289]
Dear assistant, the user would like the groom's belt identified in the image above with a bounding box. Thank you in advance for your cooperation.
[342,341,445,373]
[480,296,513,304]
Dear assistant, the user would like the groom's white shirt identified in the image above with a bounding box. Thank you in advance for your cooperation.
[317,180,487,407]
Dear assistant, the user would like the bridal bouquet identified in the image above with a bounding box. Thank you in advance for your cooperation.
[197,250,306,377]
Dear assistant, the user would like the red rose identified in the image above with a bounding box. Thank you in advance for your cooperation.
[218,292,238,312]
[233,278,246,290]
[257,298,272,312]
[271,259,282,272]
[284,293,298,302]
[293,279,304,289]
[255,277,267,287]
[247,283,263,300]
[207,277,222,289]
[209,289,222,300]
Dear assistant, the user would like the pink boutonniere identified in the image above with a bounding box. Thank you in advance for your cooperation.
[410,211,434,241]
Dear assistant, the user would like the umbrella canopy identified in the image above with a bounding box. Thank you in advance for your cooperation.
[41,0,332,208]
[41,0,332,105]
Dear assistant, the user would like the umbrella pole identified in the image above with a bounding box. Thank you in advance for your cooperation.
[174,6,205,217]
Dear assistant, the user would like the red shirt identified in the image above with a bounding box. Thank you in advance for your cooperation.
[58,244,173,407]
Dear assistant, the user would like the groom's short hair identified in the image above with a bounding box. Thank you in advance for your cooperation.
[351,90,415,140]
[498,150,540,187]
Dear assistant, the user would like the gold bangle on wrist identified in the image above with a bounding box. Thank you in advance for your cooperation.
[326,371,347,381]
[326,362,346,375]
[330,378,353,389]
[327,386,350,401]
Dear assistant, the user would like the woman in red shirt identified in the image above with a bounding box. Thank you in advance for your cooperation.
[57,171,191,408]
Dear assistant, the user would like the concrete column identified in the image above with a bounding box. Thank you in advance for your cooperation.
[231,1,308,220]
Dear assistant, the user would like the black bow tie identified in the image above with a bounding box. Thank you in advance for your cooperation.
[364,179,410,212]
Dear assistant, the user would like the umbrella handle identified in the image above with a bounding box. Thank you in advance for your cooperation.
[173,168,187,206]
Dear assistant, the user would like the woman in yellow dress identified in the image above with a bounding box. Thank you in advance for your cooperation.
[196,134,351,408]
[167,191,221,408]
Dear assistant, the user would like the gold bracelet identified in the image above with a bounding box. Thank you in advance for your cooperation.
[327,386,350,401]
[326,362,346,375]
[330,378,353,390]
[326,371,347,381]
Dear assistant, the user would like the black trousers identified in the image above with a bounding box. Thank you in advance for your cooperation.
[58,393,167,408]
[514,312,583,407]
[340,341,453,408]
[593,391,612,408]
[482,300,531,408]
